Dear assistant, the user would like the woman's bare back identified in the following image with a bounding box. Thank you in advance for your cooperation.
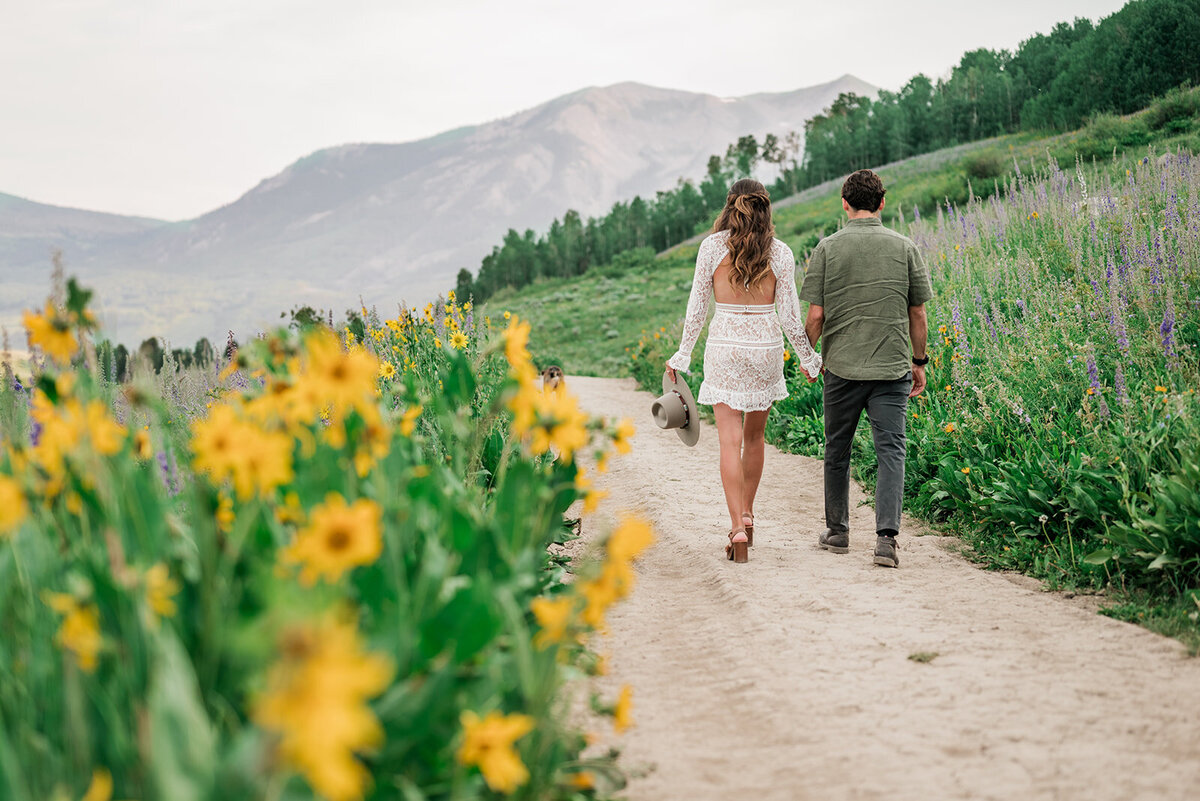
[712,254,777,306]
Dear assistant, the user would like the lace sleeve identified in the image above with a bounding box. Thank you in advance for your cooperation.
[667,234,720,373]
[774,241,823,379]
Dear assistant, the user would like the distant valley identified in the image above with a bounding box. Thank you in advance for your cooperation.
[0,75,875,346]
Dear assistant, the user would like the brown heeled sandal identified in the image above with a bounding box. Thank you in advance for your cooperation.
[726,530,749,563]
[742,514,754,547]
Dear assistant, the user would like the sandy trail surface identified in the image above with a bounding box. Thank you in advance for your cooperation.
[570,376,1200,801]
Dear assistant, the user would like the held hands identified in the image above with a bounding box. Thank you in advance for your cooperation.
[909,364,927,398]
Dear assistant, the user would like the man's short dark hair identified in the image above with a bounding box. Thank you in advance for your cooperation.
[841,170,886,212]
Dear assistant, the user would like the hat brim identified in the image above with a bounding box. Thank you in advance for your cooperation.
[662,371,701,447]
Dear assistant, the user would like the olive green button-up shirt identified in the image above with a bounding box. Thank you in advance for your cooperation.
[799,217,933,381]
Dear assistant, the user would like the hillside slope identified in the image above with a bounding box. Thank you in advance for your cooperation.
[482,107,1200,377]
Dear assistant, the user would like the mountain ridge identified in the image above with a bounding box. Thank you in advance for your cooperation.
[1,74,877,345]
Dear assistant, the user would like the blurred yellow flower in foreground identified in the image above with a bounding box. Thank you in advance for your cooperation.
[23,301,78,365]
[297,329,379,421]
[144,563,180,627]
[613,418,635,455]
[44,592,102,673]
[281,494,383,586]
[574,469,607,513]
[254,615,394,801]
[399,404,423,437]
[191,405,294,500]
[607,517,654,563]
[457,710,535,794]
[530,596,575,649]
[613,685,634,733]
[0,475,28,535]
[80,768,112,801]
[133,429,153,460]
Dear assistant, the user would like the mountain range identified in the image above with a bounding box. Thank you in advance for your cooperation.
[0,74,875,346]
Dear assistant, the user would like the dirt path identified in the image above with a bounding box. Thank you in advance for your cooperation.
[570,376,1200,801]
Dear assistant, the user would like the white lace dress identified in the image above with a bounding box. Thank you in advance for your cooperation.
[667,231,823,412]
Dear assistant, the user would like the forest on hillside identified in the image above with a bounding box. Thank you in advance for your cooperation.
[461,0,1200,302]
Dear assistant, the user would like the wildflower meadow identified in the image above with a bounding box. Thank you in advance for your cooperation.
[632,148,1200,624]
[1,283,648,800]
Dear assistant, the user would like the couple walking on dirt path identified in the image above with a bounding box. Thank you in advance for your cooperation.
[657,169,932,566]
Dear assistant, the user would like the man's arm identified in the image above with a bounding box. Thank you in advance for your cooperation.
[908,303,928,398]
[805,304,824,351]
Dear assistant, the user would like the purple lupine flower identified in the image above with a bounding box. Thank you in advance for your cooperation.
[1160,304,1177,364]
[1114,365,1129,406]
[157,450,180,496]
[913,205,921,223]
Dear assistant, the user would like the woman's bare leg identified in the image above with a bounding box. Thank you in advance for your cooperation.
[713,403,746,534]
[741,408,770,520]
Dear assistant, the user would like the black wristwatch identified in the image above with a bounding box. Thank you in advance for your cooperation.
[911,354,930,366]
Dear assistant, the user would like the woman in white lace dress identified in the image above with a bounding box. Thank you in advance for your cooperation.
[665,179,822,563]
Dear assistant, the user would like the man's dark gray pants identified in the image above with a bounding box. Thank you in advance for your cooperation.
[823,371,912,537]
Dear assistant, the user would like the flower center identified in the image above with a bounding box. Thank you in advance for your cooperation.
[326,527,352,552]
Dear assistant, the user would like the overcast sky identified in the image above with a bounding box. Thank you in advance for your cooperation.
[1,0,1129,221]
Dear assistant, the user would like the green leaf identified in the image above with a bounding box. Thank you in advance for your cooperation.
[65,278,94,319]
[147,631,217,801]
[1081,547,1113,565]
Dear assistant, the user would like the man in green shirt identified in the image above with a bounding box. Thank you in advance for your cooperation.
[800,169,932,568]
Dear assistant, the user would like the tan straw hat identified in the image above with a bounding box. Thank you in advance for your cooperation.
[651,371,700,446]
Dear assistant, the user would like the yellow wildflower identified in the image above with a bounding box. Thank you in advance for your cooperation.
[450,331,469,350]
[577,568,621,627]
[1086,387,1095,396]
[527,390,589,462]
[530,596,575,649]
[144,563,180,627]
[943,423,956,434]
[613,685,634,733]
[457,710,535,794]
[254,615,394,801]
[575,469,607,514]
[503,316,532,372]
[0,475,28,536]
[84,401,125,455]
[23,301,78,365]
[44,592,102,672]
[399,404,422,437]
[378,362,396,380]
[216,493,235,532]
[191,405,294,499]
[295,329,379,421]
[1154,385,1168,393]
[613,418,635,455]
[607,517,654,563]
[280,493,383,586]
[961,467,971,475]
[503,311,511,319]
[81,768,112,801]
[567,772,595,790]
[134,429,153,460]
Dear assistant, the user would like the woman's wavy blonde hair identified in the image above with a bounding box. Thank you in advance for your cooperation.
[712,178,775,293]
